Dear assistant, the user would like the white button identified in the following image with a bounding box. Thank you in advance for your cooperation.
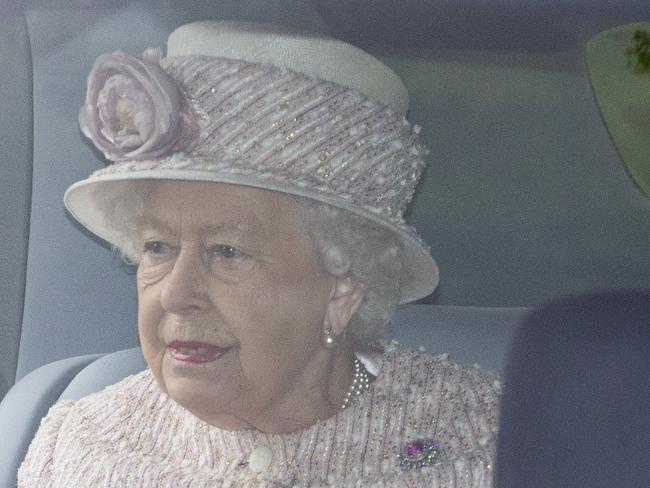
[248,445,273,472]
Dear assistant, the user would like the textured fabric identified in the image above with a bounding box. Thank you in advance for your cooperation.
[167,21,409,115]
[82,53,429,228]
[19,349,500,487]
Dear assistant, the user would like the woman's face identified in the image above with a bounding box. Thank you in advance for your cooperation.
[136,181,337,430]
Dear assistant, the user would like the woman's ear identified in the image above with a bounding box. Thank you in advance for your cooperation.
[325,276,367,337]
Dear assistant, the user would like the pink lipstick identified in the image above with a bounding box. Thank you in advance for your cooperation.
[168,341,229,364]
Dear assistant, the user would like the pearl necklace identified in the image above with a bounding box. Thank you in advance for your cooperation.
[341,357,370,409]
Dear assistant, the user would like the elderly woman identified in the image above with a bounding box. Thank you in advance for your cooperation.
[19,21,499,487]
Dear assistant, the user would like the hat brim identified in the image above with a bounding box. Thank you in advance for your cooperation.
[586,22,650,198]
[64,169,439,304]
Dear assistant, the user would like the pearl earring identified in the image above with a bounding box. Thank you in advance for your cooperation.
[321,328,336,349]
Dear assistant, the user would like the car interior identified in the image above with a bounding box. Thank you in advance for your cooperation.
[1,1,649,486]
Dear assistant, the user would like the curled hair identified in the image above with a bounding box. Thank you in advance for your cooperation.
[107,186,403,348]
[97,181,147,265]
[295,198,403,349]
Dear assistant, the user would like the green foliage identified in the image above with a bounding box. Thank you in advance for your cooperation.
[626,30,650,74]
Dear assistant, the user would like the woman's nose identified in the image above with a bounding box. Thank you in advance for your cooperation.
[159,246,209,314]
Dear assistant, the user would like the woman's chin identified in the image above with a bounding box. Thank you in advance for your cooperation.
[159,348,239,411]
[173,394,251,431]
[163,374,248,428]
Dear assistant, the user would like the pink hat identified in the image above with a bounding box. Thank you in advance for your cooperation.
[64,21,439,303]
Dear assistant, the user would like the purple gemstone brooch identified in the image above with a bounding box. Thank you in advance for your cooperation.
[397,439,441,471]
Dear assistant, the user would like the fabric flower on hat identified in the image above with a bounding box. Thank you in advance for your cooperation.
[79,48,195,162]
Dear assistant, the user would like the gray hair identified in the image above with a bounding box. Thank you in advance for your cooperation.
[108,184,404,348]
[294,198,403,348]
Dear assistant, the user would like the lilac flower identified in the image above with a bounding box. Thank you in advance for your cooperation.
[79,48,192,161]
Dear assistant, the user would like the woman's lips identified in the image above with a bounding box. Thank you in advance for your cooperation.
[168,341,230,364]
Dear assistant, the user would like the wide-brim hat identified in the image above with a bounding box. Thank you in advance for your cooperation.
[64,21,439,303]
[586,22,650,198]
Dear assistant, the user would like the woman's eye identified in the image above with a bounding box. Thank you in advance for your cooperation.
[208,244,245,260]
[143,241,171,255]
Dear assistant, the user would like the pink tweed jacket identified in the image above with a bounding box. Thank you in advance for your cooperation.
[19,349,500,487]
